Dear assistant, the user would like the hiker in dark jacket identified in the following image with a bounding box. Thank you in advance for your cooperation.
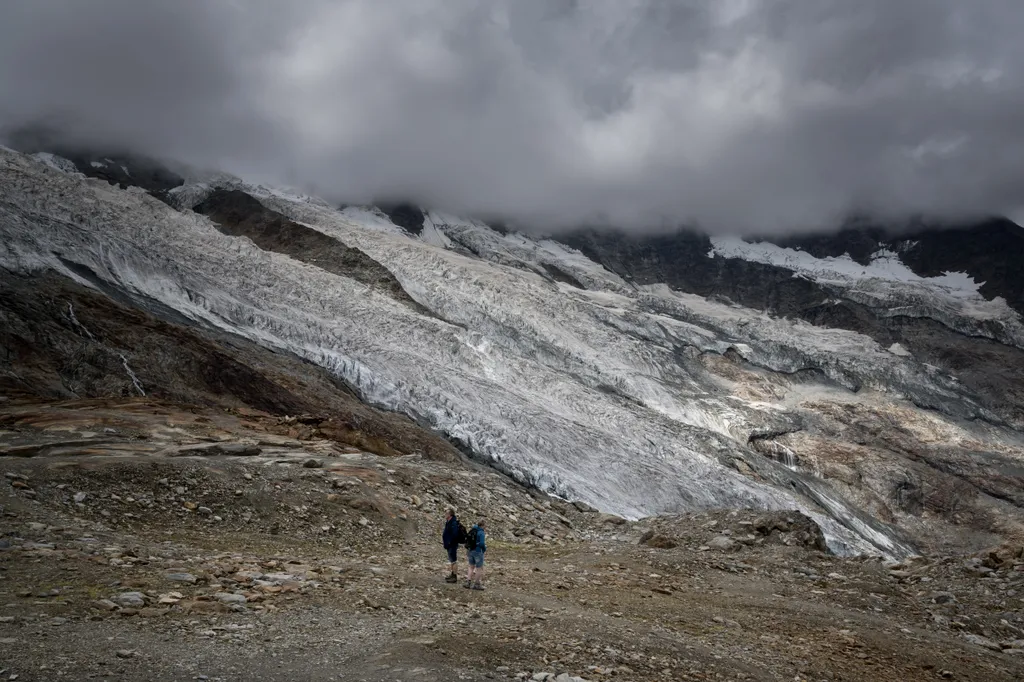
[464,520,486,590]
[442,509,461,583]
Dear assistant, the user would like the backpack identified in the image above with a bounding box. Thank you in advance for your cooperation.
[455,521,469,547]
[464,525,479,551]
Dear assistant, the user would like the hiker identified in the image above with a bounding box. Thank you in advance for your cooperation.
[442,508,462,583]
[464,519,486,590]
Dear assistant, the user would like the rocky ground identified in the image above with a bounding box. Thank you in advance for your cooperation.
[1,398,1023,681]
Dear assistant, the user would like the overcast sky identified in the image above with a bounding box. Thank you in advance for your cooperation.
[1,0,1023,233]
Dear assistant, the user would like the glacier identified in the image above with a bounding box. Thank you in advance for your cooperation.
[3,146,1023,558]
[708,235,1024,350]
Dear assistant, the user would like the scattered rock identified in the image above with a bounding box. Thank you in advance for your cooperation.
[219,443,262,457]
[113,592,146,608]
[639,532,678,549]
[964,633,1002,651]
[138,607,170,618]
[164,572,198,584]
[176,443,262,457]
[707,535,738,551]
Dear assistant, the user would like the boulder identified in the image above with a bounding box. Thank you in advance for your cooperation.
[596,513,626,526]
[638,531,678,549]
[707,536,737,551]
[113,592,146,608]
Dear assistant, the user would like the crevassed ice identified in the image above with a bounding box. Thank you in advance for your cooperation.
[0,147,1004,558]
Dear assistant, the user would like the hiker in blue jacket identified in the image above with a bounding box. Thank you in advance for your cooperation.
[442,509,461,583]
[464,519,486,590]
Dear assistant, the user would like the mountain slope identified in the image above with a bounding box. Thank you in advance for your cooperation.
[0,267,460,461]
[2,146,1023,557]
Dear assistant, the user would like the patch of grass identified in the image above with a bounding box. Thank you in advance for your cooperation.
[84,585,106,600]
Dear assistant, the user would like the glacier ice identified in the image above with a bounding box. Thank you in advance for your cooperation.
[4,147,1019,558]
[708,235,1024,350]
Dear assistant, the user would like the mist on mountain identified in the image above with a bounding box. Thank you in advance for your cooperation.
[3,1,1024,234]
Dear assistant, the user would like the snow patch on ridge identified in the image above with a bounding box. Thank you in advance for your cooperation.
[708,236,983,297]
[708,236,1024,346]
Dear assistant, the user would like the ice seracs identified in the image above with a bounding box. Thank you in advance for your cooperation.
[2,145,1022,559]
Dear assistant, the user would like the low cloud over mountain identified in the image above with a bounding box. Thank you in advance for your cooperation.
[3,0,1023,233]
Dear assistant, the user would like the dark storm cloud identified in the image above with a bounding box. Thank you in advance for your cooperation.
[1,0,1023,233]
[0,0,298,167]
